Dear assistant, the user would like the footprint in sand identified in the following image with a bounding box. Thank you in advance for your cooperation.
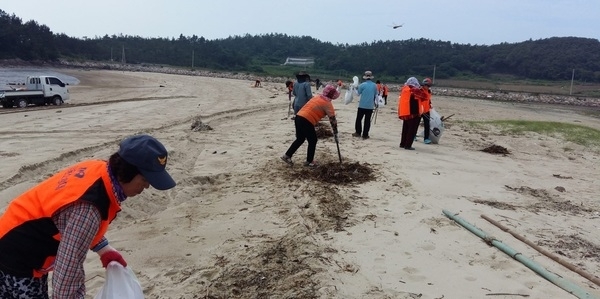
[187,235,205,244]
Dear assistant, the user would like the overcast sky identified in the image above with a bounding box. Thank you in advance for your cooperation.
[2,0,599,46]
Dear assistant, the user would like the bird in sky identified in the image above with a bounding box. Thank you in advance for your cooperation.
[388,23,404,29]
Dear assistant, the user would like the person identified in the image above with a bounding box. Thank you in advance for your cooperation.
[281,84,340,167]
[254,79,261,87]
[337,79,343,91]
[314,78,322,90]
[419,77,433,144]
[382,83,389,105]
[353,71,378,139]
[0,134,177,299]
[285,80,294,102]
[292,71,313,115]
[398,77,427,150]
[285,80,295,118]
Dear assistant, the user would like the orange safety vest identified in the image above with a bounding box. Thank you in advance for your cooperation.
[382,85,389,96]
[398,85,425,119]
[297,95,336,125]
[376,83,382,95]
[422,88,432,113]
[0,160,121,277]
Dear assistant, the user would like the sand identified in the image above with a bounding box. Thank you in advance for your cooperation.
[1,69,599,299]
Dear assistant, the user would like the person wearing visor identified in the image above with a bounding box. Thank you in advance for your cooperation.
[0,134,176,299]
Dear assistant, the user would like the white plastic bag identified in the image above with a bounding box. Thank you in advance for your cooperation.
[427,108,444,144]
[94,262,144,299]
[351,76,359,88]
[376,95,385,107]
[344,86,355,105]
[344,76,360,105]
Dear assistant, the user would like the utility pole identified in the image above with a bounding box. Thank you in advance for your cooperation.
[110,47,113,62]
[191,50,194,70]
[569,69,574,95]
[121,45,126,64]
[432,65,436,84]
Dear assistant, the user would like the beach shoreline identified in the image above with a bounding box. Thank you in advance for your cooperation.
[3,59,600,109]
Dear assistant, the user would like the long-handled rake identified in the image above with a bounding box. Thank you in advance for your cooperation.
[334,133,342,164]
[371,107,379,125]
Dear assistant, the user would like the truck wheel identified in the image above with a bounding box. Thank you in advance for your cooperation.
[53,96,63,106]
[17,99,27,108]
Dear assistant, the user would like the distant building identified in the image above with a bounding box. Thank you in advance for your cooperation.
[283,57,315,66]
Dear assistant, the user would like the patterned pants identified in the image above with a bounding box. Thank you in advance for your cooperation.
[0,270,48,299]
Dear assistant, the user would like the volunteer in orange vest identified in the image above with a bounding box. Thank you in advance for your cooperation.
[382,83,389,105]
[398,77,426,150]
[281,84,340,167]
[419,77,433,144]
[376,80,389,105]
[0,134,176,299]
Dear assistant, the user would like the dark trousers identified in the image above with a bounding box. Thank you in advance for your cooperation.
[285,116,317,163]
[400,117,420,149]
[383,95,388,105]
[355,108,374,138]
[421,112,430,139]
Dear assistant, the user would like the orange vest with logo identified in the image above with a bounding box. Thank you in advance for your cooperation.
[297,95,335,125]
[0,160,121,277]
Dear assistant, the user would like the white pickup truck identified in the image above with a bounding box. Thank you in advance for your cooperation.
[0,75,70,108]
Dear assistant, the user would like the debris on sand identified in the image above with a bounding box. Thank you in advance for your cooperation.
[295,162,376,185]
[315,122,333,139]
[481,144,510,155]
[191,117,213,131]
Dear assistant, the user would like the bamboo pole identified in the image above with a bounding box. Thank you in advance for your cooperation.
[443,210,596,299]
[481,214,600,287]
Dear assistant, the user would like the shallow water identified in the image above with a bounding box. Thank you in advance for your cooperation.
[0,68,79,88]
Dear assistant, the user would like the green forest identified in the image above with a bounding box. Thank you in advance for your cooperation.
[1,9,599,83]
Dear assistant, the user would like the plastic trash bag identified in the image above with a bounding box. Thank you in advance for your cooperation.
[351,76,359,88]
[429,108,444,144]
[94,262,144,299]
[344,86,355,105]
[420,108,444,144]
[344,76,361,105]
[376,95,385,107]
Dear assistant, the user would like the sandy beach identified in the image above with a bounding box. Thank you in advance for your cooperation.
[1,68,599,299]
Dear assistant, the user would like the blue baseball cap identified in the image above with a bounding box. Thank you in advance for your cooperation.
[118,135,176,190]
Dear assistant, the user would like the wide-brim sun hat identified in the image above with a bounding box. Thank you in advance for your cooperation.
[363,71,374,80]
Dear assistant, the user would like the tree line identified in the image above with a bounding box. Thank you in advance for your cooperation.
[1,9,599,82]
